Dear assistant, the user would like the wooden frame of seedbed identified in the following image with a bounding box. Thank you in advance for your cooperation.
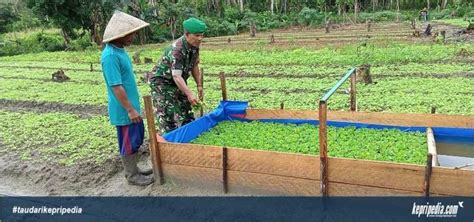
[142,68,474,196]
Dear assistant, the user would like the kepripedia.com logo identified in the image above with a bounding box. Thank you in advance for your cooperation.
[412,201,464,218]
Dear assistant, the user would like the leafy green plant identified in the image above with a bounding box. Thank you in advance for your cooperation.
[191,121,427,165]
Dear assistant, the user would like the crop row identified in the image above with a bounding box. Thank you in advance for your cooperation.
[0,110,117,165]
[0,61,471,83]
[2,42,472,65]
[1,74,472,114]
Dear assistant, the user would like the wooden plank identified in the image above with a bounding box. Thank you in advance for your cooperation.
[163,163,423,196]
[227,148,319,180]
[160,142,222,169]
[222,147,228,193]
[143,95,164,184]
[162,163,222,191]
[424,154,433,196]
[350,72,357,111]
[219,72,227,100]
[430,167,474,196]
[426,128,439,166]
[228,170,320,196]
[245,109,474,128]
[329,182,422,196]
[319,101,328,196]
[328,157,426,192]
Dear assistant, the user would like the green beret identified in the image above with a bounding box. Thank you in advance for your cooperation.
[183,18,207,34]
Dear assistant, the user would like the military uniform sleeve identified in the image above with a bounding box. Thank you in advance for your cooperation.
[171,48,184,71]
[102,55,122,86]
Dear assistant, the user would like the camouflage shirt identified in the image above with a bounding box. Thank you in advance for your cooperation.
[152,36,199,85]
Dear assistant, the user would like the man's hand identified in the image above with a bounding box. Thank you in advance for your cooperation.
[187,94,199,106]
[128,109,142,123]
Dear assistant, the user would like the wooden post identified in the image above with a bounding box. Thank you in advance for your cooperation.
[366,19,371,32]
[227,37,231,43]
[90,62,93,72]
[319,101,328,197]
[280,102,285,110]
[143,95,164,185]
[350,71,357,111]
[219,72,227,101]
[199,68,204,117]
[222,147,228,194]
[423,153,433,197]
[426,128,439,166]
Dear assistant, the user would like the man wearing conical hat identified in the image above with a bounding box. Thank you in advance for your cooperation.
[101,11,153,186]
[149,17,207,133]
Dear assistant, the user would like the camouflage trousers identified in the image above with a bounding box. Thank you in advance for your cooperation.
[150,82,194,134]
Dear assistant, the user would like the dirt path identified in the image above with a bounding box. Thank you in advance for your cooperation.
[0,150,226,197]
[0,99,107,118]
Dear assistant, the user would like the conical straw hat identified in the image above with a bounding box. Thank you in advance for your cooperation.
[102,11,149,43]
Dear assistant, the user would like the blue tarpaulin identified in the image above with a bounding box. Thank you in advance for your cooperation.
[163,101,474,145]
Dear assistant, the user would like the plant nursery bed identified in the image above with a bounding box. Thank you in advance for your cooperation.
[144,101,474,196]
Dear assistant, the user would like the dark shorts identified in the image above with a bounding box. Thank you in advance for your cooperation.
[116,121,145,157]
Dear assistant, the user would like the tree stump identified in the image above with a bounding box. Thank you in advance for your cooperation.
[250,22,257,37]
[227,37,231,43]
[424,24,432,36]
[133,51,141,64]
[356,64,372,84]
[144,57,153,64]
[51,70,70,82]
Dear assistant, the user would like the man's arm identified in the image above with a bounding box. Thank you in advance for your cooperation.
[191,64,203,97]
[172,70,198,106]
[112,85,142,123]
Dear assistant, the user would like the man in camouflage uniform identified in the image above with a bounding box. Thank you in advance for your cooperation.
[150,18,207,133]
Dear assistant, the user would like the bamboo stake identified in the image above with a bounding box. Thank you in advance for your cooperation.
[222,147,228,194]
[219,72,227,101]
[199,67,204,117]
[350,71,357,111]
[319,101,328,197]
[143,95,164,185]
[423,153,433,197]
[426,128,439,166]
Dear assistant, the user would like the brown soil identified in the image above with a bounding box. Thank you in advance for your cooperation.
[0,99,107,118]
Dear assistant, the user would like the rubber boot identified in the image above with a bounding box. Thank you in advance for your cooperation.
[136,154,153,176]
[121,154,154,186]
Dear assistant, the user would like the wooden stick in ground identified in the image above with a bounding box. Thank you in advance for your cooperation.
[426,128,439,166]
[423,153,433,197]
[222,147,228,194]
[280,102,284,110]
[199,67,204,117]
[350,71,357,111]
[143,95,164,185]
[219,72,227,101]
[319,101,329,197]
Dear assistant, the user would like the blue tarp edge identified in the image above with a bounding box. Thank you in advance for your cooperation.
[163,101,474,145]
